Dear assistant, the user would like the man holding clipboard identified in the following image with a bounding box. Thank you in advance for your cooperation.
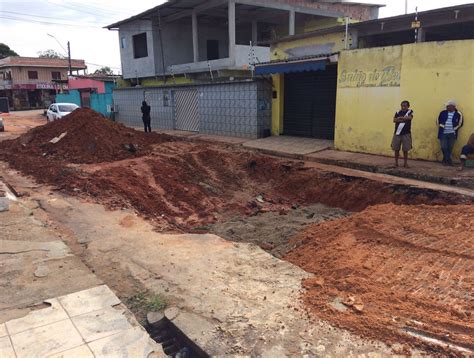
[391,100,413,168]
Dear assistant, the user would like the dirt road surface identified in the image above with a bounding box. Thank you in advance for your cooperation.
[0,170,402,357]
[0,110,45,141]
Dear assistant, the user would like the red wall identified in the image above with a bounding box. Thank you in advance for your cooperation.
[68,77,106,94]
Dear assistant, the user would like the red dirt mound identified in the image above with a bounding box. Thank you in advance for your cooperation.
[1,134,473,232]
[285,203,474,356]
[0,108,174,164]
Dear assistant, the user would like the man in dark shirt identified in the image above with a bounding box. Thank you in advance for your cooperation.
[141,101,151,133]
[391,100,413,168]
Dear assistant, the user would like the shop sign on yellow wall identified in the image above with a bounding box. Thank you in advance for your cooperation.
[339,66,401,88]
[337,46,402,88]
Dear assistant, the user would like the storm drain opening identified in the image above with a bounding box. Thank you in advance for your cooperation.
[146,313,208,358]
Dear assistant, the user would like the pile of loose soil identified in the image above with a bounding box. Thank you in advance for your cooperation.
[0,130,472,231]
[285,203,474,356]
[0,108,174,164]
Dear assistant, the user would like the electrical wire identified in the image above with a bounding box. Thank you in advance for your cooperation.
[66,1,132,15]
[0,15,102,28]
[0,10,86,21]
[46,0,128,19]
[86,62,121,70]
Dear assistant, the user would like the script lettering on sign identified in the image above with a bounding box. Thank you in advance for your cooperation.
[338,66,401,88]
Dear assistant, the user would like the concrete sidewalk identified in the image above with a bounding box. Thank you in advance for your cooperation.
[0,285,165,358]
[306,150,474,189]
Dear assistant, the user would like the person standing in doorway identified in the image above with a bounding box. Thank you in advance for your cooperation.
[141,100,151,133]
[391,100,414,168]
[437,100,463,165]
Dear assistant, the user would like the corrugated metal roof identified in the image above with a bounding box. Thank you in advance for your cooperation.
[266,3,474,44]
[256,52,337,65]
[0,56,87,69]
[254,52,338,74]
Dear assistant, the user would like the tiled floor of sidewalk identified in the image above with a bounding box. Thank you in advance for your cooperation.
[0,285,165,358]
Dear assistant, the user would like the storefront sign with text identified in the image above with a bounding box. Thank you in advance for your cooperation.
[338,66,401,88]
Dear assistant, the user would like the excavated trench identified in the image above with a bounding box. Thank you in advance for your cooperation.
[0,109,472,356]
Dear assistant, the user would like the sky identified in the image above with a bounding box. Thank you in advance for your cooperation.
[0,0,472,73]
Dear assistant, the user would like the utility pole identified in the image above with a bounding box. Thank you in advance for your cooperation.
[67,41,72,76]
[47,34,72,76]
[405,0,408,14]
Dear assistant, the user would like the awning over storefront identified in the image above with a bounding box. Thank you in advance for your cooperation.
[255,54,337,75]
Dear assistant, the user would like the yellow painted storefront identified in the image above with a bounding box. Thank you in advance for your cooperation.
[270,39,474,161]
[335,40,474,161]
[270,31,347,136]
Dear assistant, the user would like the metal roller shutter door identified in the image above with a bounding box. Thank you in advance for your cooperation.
[283,65,337,139]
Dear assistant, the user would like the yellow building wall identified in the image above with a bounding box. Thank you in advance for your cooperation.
[271,74,284,135]
[141,76,193,87]
[335,40,474,161]
[271,32,346,61]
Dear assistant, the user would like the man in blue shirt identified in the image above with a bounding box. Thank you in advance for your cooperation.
[437,100,463,165]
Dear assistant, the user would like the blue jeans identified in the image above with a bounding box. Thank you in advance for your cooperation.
[440,133,456,163]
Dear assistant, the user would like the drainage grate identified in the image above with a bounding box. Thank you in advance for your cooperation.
[146,314,208,358]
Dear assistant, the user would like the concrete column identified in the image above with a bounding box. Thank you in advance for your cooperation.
[350,29,359,49]
[416,28,426,43]
[289,10,295,36]
[252,20,258,44]
[192,12,199,62]
[229,0,236,60]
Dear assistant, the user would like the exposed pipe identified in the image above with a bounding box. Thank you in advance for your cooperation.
[414,6,418,43]
[344,16,349,50]
[157,9,167,83]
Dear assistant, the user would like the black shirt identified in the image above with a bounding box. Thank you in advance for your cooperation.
[141,104,151,120]
[394,109,413,135]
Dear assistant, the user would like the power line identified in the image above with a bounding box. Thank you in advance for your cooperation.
[0,14,154,32]
[86,62,121,70]
[0,15,102,28]
[0,10,106,25]
[46,1,127,20]
[67,1,132,15]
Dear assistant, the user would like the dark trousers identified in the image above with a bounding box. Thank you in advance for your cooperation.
[461,145,474,159]
[440,133,456,163]
[143,118,151,133]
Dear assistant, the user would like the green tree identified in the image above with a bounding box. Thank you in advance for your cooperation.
[37,49,65,59]
[94,66,114,75]
[0,43,19,59]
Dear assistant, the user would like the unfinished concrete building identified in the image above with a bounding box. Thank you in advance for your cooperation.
[106,0,381,83]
